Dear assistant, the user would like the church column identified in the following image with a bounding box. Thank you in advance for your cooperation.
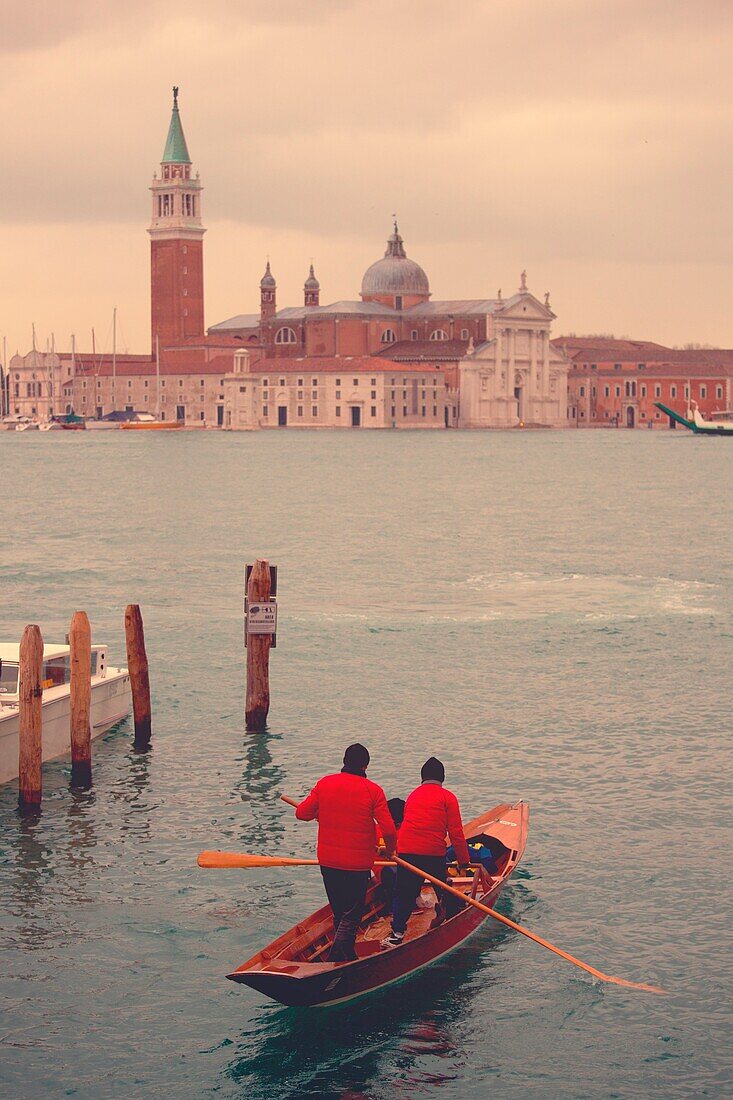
[508,329,516,406]
[495,326,503,401]
[529,330,538,393]
[542,329,550,395]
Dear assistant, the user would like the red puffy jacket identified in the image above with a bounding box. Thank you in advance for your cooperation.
[296,772,397,871]
[397,781,470,865]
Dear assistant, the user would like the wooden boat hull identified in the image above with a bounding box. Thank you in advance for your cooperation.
[119,421,183,430]
[226,800,529,1007]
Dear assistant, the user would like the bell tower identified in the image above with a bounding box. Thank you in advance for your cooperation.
[149,87,205,350]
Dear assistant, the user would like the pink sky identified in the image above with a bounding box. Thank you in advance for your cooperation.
[1,0,732,357]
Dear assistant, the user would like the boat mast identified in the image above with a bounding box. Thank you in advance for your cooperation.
[1,334,6,417]
[155,334,160,419]
[112,307,117,412]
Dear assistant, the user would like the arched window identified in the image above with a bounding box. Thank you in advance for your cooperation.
[461,328,469,339]
[381,329,396,344]
[275,327,297,345]
[430,329,448,341]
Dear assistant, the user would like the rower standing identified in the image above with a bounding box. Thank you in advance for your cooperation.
[381,756,470,948]
[295,744,397,962]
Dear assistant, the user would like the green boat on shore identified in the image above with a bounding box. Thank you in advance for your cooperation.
[655,401,733,435]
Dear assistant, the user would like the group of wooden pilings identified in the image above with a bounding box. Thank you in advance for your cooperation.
[245,558,273,733]
[17,603,151,814]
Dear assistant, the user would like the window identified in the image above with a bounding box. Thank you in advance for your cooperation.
[279,378,285,387]
[430,330,448,341]
[312,406,318,417]
[336,378,341,386]
[353,378,359,386]
[239,386,246,393]
[381,329,396,344]
[625,382,630,397]
[421,406,426,417]
[684,386,690,399]
[615,385,621,397]
[371,406,377,417]
[262,406,268,417]
[335,390,341,399]
[638,363,646,370]
[402,406,407,416]
[161,380,166,388]
[604,385,610,398]
[395,295,403,310]
[297,406,303,417]
[312,378,318,386]
[297,390,303,399]
[335,407,341,417]
[371,390,376,399]
[655,385,661,398]
[275,327,297,344]
[263,390,269,400]
[411,330,418,341]
[433,406,437,416]
[700,385,707,398]
[461,329,469,339]
[200,411,205,421]
[311,390,317,400]
[391,406,396,417]
[580,386,585,397]
[262,379,269,386]
[371,378,376,386]
[671,386,677,398]
[297,378,303,386]
[717,385,723,399]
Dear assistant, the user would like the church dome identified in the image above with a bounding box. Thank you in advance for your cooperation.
[304,263,320,290]
[260,260,276,288]
[361,222,429,300]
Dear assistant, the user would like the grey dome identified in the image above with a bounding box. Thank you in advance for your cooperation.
[260,260,276,288]
[304,263,320,290]
[361,223,429,299]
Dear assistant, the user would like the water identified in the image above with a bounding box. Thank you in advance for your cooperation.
[1,429,731,1098]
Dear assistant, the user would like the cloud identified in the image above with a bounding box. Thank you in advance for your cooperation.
[1,0,732,352]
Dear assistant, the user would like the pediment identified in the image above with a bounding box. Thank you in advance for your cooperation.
[496,292,555,322]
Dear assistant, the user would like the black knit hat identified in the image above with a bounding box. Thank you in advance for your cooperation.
[421,756,445,782]
[343,743,370,772]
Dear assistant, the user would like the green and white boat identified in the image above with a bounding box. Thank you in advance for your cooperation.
[655,401,733,436]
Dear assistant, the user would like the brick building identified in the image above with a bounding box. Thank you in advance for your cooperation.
[558,338,733,427]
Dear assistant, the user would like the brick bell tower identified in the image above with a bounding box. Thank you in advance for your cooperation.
[149,87,205,350]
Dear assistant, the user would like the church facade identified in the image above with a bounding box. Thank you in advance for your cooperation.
[4,89,568,430]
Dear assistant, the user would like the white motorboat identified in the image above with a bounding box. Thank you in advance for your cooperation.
[0,642,131,784]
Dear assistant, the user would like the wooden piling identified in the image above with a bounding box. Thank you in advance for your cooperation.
[124,604,152,749]
[18,624,43,812]
[69,610,92,787]
[246,559,271,732]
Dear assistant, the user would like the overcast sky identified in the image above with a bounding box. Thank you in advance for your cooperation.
[1,0,732,357]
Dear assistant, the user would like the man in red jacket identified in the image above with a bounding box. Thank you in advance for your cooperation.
[381,756,470,948]
[296,743,397,962]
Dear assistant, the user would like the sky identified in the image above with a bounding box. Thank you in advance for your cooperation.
[1,0,732,358]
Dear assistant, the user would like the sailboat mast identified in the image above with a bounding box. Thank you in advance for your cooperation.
[112,307,117,411]
[156,334,160,420]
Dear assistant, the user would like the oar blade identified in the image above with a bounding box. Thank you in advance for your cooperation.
[606,975,668,995]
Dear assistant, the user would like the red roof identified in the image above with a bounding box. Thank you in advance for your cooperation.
[59,352,236,378]
[247,356,442,375]
[568,362,733,379]
[376,340,468,361]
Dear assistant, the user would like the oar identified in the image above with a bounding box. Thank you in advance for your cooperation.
[197,851,395,869]
[280,793,666,994]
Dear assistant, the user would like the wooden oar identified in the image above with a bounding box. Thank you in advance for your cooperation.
[394,857,666,994]
[280,793,665,994]
[197,851,394,869]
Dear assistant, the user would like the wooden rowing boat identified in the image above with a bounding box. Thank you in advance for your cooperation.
[226,800,529,1007]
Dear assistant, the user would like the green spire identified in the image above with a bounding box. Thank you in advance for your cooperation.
[162,86,191,164]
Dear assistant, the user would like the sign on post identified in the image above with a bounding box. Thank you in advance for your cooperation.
[247,601,277,634]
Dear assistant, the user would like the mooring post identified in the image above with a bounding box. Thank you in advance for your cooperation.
[18,624,43,812]
[124,604,151,749]
[69,610,92,787]
[245,559,272,732]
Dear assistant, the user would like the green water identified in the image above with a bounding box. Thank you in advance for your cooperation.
[1,429,731,1098]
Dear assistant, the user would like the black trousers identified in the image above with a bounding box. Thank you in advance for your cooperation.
[320,867,371,962]
[392,853,463,934]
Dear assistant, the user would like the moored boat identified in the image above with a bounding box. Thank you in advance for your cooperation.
[119,412,183,430]
[226,800,529,1007]
[0,642,131,784]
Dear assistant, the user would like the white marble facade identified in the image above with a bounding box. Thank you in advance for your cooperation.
[457,291,568,428]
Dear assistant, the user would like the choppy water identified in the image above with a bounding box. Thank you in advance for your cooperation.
[1,429,731,1099]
